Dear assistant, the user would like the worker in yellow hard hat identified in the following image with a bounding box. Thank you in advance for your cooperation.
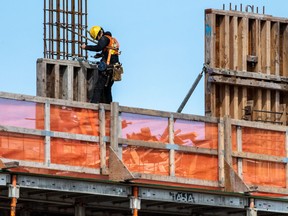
[81,26,121,104]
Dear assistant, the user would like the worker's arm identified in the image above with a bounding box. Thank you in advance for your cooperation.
[82,36,109,52]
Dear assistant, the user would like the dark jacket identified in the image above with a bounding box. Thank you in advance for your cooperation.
[86,32,119,65]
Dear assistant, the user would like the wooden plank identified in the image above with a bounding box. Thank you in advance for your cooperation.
[253,19,262,121]
[44,101,51,166]
[133,173,219,188]
[118,138,218,156]
[270,22,279,75]
[255,19,261,73]
[218,121,225,187]
[217,16,224,118]
[0,91,103,110]
[236,126,243,179]
[241,17,248,121]
[232,151,287,163]
[219,15,230,117]
[205,13,216,117]
[254,89,262,121]
[231,16,239,119]
[110,102,119,154]
[0,158,100,175]
[0,124,100,143]
[282,24,288,77]
[262,21,271,121]
[169,115,175,177]
[99,104,107,174]
[253,185,288,195]
[208,67,288,82]
[231,118,287,131]
[209,76,288,91]
[120,105,219,123]
[224,116,232,166]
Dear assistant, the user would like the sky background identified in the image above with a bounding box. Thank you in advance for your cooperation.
[1,0,288,116]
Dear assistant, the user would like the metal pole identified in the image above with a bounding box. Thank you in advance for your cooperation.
[133,187,139,216]
[177,68,205,113]
[59,24,96,44]
[10,175,17,216]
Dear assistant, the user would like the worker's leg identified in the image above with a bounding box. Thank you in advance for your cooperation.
[104,80,114,103]
[91,73,106,103]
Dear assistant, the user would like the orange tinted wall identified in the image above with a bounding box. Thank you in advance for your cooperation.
[50,105,110,136]
[0,131,44,162]
[175,153,218,181]
[51,138,100,168]
[122,146,169,176]
[0,98,44,130]
[232,126,286,188]
[121,113,168,142]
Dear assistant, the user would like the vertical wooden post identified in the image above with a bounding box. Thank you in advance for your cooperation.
[110,102,119,155]
[237,126,243,179]
[44,100,51,166]
[99,104,107,174]
[271,22,280,122]
[224,116,232,166]
[231,16,239,119]
[169,115,175,177]
[218,120,225,187]
[254,19,262,121]
[262,21,271,121]
[205,11,216,117]
[240,17,248,119]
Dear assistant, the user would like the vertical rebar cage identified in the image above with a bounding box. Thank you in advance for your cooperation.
[44,0,88,60]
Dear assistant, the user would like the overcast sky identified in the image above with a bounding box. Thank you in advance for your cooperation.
[1,0,288,115]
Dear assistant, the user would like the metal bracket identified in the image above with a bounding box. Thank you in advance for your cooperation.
[130,196,141,210]
[8,184,20,198]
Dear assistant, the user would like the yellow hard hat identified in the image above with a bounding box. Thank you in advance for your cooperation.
[89,26,102,40]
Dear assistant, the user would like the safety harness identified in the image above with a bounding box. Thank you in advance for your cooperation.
[104,35,120,65]
[98,35,123,83]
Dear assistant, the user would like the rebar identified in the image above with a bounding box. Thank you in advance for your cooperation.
[43,0,88,60]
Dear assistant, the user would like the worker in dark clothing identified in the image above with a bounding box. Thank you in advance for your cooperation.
[81,26,120,104]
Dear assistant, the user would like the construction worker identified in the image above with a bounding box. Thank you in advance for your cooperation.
[81,26,121,104]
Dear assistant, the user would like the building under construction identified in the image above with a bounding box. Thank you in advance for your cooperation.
[1,1,288,216]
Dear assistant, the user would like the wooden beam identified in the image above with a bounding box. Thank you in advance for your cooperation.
[209,76,288,91]
[118,138,218,156]
[99,104,107,174]
[218,121,225,187]
[208,67,288,82]
[224,116,232,166]
[169,115,175,177]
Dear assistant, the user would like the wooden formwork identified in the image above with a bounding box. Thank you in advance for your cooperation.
[205,9,288,125]
[36,58,98,102]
